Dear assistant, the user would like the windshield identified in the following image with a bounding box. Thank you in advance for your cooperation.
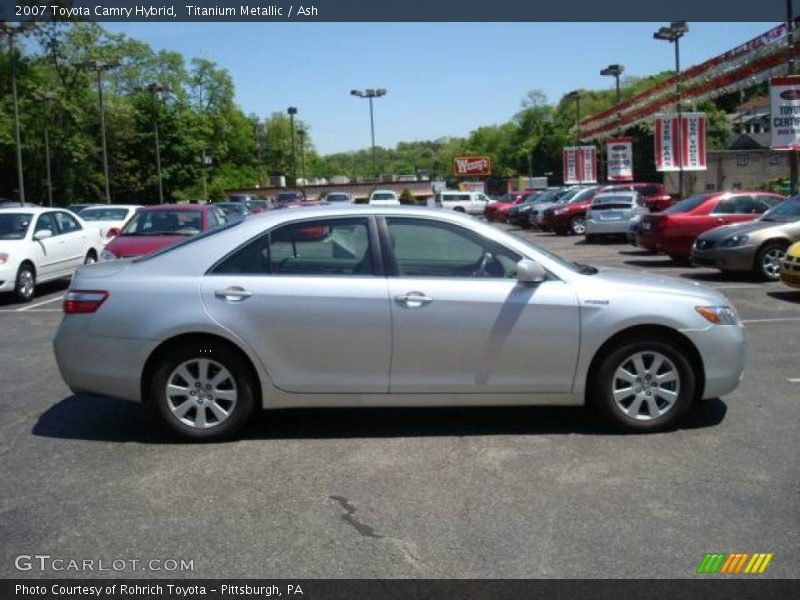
[372,193,396,200]
[277,193,302,203]
[554,189,582,205]
[760,196,800,221]
[592,194,635,208]
[122,209,203,236]
[663,193,713,214]
[80,207,131,221]
[530,189,560,204]
[569,187,598,203]
[0,213,33,240]
[327,194,350,202]
[217,204,247,215]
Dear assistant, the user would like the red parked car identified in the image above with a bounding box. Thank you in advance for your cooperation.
[637,191,786,259]
[484,193,530,222]
[100,204,228,260]
[605,182,673,212]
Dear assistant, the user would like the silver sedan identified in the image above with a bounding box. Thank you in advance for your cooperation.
[53,206,745,440]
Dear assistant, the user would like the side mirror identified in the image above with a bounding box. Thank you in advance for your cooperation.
[33,229,53,241]
[106,227,121,239]
[516,259,547,284]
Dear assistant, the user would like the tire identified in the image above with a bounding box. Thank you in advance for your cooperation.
[754,242,786,281]
[453,207,465,213]
[14,263,36,303]
[570,216,586,236]
[84,251,97,265]
[150,342,257,441]
[591,336,695,432]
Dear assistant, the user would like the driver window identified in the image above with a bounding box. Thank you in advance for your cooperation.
[385,217,521,279]
[35,213,59,235]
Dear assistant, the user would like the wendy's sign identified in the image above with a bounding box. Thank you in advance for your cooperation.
[453,156,492,176]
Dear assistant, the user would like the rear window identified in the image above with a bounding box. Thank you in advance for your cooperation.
[592,195,635,208]
[122,209,203,236]
[79,207,131,221]
[371,193,396,200]
[0,213,32,240]
[663,194,713,214]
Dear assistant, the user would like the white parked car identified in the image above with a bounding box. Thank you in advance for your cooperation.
[436,190,491,215]
[0,207,104,302]
[77,204,140,245]
[369,190,400,206]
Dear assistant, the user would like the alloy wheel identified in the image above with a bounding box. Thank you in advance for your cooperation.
[611,351,680,421]
[165,359,238,429]
[571,217,586,235]
[18,269,34,300]
[761,248,784,280]
[84,254,96,265]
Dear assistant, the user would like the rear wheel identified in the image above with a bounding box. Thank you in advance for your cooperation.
[14,263,36,303]
[570,216,586,236]
[453,207,465,213]
[84,251,97,265]
[591,337,695,431]
[754,242,786,281]
[150,342,256,441]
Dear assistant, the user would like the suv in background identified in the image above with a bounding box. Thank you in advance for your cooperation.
[435,191,491,214]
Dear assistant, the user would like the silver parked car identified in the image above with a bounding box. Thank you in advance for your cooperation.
[53,206,745,440]
[691,195,800,280]
[585,192,648,241]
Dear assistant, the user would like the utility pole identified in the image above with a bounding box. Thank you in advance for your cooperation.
[788,0,798,195]
[34,91,55,207]
[298,127,307,186]
[287,107,298,187]
[1,22,36,204]
[81,59,120,203]
[144,82,171,204]
[351,88,387,179]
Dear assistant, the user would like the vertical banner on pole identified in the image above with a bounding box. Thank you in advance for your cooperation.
[655,113,706,171]
[563,146,597,184]
[606,137,634,181]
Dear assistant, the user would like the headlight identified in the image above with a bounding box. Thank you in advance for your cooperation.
[100,249,118,261]
[695,305,738,325]
[720,234,750,248]
[0,253,8,265]
[554,208,567,215]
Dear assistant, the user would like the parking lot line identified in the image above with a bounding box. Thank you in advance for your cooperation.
[16,295,64,311]
[787,378,800,383]
[741,317,800,324]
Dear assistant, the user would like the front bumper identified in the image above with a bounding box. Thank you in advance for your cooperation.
[690,246,755,272]
[681,322,746,400]
[53,316,158,402]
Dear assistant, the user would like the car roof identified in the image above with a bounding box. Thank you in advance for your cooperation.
[80,204,141,210]
[137,204,206,212]
[0,206,74,215]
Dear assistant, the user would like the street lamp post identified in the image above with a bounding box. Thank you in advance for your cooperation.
[788,0,798,195]
[654,21,689,199]
[350,88,387,178]
[287,106,298,187]
[566,90,581,143]
[144,82,171,204]
[298,127,307,186]
[600,64,625,134]
[1,21,36,204]
[81,58,120,204]
[34,91,55,207]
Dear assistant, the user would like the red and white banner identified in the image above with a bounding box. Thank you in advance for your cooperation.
[606,137,633,181]
[654,113,706,172]
[770,75,800,150]
[563,146,597,184]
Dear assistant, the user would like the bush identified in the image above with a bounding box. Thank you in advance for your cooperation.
[399,188,416,205]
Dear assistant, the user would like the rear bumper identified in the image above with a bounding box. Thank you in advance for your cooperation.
[681,323,746,399]
[690,246,755,272]
[586,219,631,235]
[53,317,158,402]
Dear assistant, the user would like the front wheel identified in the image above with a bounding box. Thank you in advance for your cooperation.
[570,216,586,236]
[754,243,786,281]
[150,343,257,441]
[14,263,36,303]
[591,337,695,431]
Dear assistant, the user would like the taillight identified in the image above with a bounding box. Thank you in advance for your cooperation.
[64,290,109,314]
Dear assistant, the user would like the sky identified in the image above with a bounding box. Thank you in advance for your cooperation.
[104,22,775,155]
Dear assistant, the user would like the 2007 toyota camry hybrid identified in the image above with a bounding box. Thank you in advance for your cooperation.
[53,206,745,440]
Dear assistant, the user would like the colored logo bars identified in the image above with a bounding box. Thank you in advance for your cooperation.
[696,552,774,574]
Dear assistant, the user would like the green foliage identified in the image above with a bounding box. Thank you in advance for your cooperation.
[398,188,416,205]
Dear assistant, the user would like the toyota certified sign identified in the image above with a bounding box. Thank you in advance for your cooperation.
[770,75,800,150]
[453,156,491,176]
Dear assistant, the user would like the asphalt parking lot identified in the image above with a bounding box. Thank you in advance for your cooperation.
[0,224,798,579]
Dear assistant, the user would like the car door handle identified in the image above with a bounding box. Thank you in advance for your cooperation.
[214,287,253,301]
[395,291,433,308]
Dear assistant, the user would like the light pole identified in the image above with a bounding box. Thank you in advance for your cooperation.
[601,64,624,134]
[654,21,688,198]
[566,90,581,143]
[298,126,307,186]
[199,152,212,202]
[81,58,120,204]
[287,106,297,187]
[350,88,387,178]
[144,82,171,204]
[33,90,55,207]
[1,21,36,204]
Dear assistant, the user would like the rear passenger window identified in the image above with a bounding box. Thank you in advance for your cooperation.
[54,211,82,233]
[212,218,373,276]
